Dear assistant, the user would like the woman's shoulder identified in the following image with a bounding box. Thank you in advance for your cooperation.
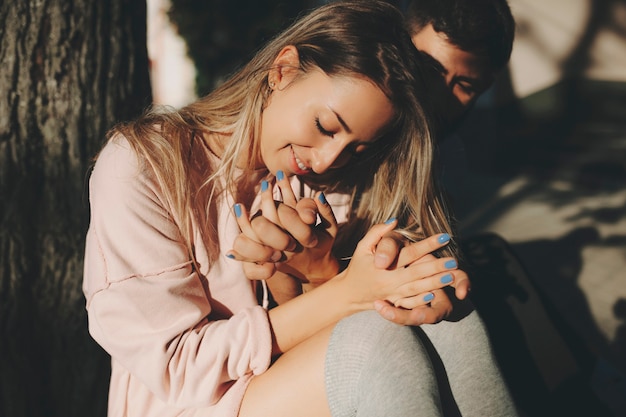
[89,133,159,200]
[94,134,140,174]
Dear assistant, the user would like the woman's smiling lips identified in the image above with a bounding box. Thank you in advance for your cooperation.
[290,146,311,175]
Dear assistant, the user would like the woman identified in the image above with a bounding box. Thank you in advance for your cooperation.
[83,1,517,416]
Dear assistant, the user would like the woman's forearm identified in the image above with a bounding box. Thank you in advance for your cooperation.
[267,271,359,356]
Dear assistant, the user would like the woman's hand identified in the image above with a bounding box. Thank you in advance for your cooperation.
[370,232,471,325]
[229,173,339,285]
[340,221,461,318]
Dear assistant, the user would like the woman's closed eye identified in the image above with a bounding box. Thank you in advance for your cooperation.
[315,117,335,137]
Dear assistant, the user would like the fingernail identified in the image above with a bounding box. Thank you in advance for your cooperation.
[234,204,242,218]
[261,180,268,192]
[423,293,435,302]
[384,217,396,224]
[276,170,284,181]
[318,192,327,205]
[226,253,235,259]
[440,274,453,284]
[270,251,282,262]
[444,260,457,269]
[438,233,450,244]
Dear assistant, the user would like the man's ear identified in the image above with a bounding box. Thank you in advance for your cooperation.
[268,45,301,90]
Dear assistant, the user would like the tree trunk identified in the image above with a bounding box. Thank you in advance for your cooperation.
[0,0,151,416]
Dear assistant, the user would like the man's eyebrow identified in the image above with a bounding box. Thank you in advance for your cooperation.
[416,50,447,75]
[331,109,352,134]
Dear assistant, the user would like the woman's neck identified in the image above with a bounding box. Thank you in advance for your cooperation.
[203,131,266,172]
[202,131,268,207]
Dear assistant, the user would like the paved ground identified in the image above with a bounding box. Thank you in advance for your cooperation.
[441,79,626,417]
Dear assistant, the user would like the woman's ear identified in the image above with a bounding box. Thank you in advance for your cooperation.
[268,45,301,90]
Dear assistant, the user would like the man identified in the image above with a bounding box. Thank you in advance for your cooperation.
[403,0,515,136]
[370,0,516,312]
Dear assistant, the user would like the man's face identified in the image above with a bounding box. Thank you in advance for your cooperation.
[411,23,494,131]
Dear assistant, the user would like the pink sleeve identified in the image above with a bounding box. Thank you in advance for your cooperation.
[83,138,272,407]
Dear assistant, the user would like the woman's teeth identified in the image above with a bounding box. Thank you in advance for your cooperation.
[294,153,308,171]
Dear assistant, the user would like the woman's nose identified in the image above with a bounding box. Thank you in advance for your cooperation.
[311,141,347,174]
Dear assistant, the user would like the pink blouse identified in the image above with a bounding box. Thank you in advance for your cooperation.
[83,137,273,416]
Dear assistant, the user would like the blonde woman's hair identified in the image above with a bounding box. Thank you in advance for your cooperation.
[104,0,454,266]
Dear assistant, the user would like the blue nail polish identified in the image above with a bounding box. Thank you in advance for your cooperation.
[440,274,453,284]
[384,217,396,224]
[261,180,268,192]
[276,170,284,181]
[438,233,450,244]
[226,253,235,259]
[444,260,457,269]
[234,204,242,218]
[318,192,327,205]
[423,293,435,302]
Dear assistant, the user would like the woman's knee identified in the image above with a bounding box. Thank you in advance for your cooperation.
[325,311,442,417]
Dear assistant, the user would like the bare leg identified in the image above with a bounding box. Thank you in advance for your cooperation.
[239,324,334,417]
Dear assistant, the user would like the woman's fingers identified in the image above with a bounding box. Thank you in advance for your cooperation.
[392,286,451,309]
[275,170,298,208]
[275,202,318,248]
[233,203,260,242]
[355,219,397,255]
[260,180,280,224]
[396,258,457,296]
[397,233,451,267]
[294,198,318,226]
[398,234,472,299]
[250,214,298,252]
[232,202,286,262]
[229,233,283,263]
[373,235,402,269]
[259,174,319,249]
[314,192,339,238]
[242,260,277,281]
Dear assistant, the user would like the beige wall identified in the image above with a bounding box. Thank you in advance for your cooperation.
[507,0,626,98]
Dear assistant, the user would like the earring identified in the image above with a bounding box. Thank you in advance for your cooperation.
[269,80,275,89]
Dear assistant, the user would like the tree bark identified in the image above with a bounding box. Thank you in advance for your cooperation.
[0,0,151,416]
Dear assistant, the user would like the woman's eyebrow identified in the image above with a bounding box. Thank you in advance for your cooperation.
[331,108,352,134]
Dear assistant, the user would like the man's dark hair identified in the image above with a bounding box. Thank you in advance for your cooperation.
[404,0,515,70]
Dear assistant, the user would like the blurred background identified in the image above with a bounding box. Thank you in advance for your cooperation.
[1,0,623,416]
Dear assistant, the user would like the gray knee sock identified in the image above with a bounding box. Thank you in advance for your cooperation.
[325,311,444,417]
[420,310,519,417]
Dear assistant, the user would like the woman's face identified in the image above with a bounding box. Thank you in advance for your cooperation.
[258,69,395,177]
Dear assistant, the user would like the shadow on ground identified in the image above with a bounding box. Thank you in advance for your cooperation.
[444,79,626,417]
